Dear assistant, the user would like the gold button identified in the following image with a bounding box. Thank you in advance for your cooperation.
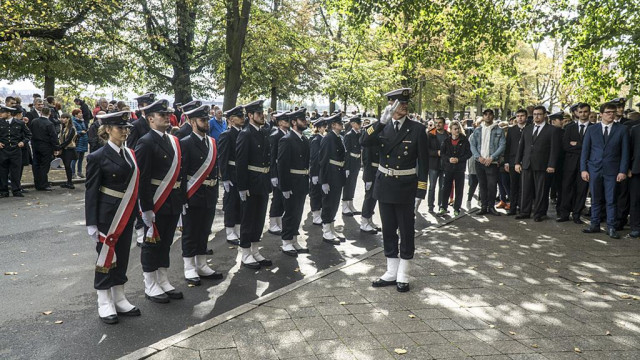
[398,156,401,159]
[258,145,261,148]
[386,155,390,158]
[112,174,116,177]
[163,155,167,158]
[381,144,384,147]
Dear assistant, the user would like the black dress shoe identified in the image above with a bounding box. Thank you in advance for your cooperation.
[242,262,260,269]
[360,228,378,234]
[226,239,240,246]
[20,189,29,193]
[607,228,620,239]
[323,237,341,245]
[476,209,488,215]
[100,314,119,324]
[165,289,183,299]
[0,193,9,198]
[629,231,640,238]
[200,272,223,280]
[186,277,201,286]
[487,208,502,216]
[268,229,282,235]
[372,278,397,287]
[12,192,24,197]
[117,307,141,316]
[258,259,273,267]
[295,248,310,254]
[206,248,214,255]
[515,214,530,219]
[396,282,410,292]
[573,218,584,224]
[60,183,70,189]
[342,212,354,217]
[534,215,547,222]
[145,293,170,303]
[136,242,142,248]
[36,187,52,192]
[582,227,601,234]
[282,249,298,257]
[556,216,570,222]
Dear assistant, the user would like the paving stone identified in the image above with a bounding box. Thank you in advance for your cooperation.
[316,351,358,360]
[439,330,480,343]
[308,339,349,355]
[455,340,501,356]
[426,318,464,331]
[175,333,236,350]
[293,316,331,329]
[351,348,396,360]
[200,348,241,360]
[289,307,323,318]
[352,312,387,324]
[267,329,306,345]
[423,342,469,358]
[472,356,512,360]
[507,354,548,360]
[146,347,200,360]
[299,326,339,341]
[341,335,384,350]
[374,333,417,349]
[274,341,315,359]
[363,321,403,335]
[470,329,513,342]
[237,344,278,360]
[262,318,298,332]
[412,308,450,319]
[489,340,536,354]
[344,304,376,314]
[580,350,640,360]
[406,331,449,345]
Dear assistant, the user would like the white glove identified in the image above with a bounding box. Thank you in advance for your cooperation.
[239,190,249,201]
[414,198,422,214]
[87,225,98,242]
[365,182,372,191]
[380,100,399,125]
[312,176,318,185]
[346,170,350,178]
[322,184,330,194]
[271,177,278,187]
[141,210,155,227]
[182,204,188,215]
[223,180,233,192]
[282,190,292,199]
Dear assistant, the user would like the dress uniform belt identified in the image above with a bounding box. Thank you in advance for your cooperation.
[371,162,379,168]
[150,178,182,189]
[378,165,416,176]
[187,175,218,187]
[349,152,361,158]
[290,169,309,175]
[228,160,236,166]
[329,160,344,167]
[99,186,125,199]
[247,165,269,173]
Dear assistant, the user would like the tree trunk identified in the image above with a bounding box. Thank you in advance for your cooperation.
[172,0,196,104]
[475,93,482,118]
[329,92,335,114]
[223,0,252,111]
[447,84,456,120]
[270,84,277,111]
[417,79,423,117]
[502,86,512,121]
[172,67,193,104]
[44,73,55,97]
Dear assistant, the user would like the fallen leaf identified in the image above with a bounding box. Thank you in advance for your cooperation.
[187,284,196,288]
[394,348,407,355]
[582,290,586,293]
[497,266,504,269]
[42,311,53,315]
[20,250,26,253]
[72,253,78,256]
[228,246,234,249]
[339,301,346,305]
[54,320,63,324]
[4,272,18,275]
[605,331,611,336]
[430,273,436,276]
[57,230,63,233]
[408,314,416,318]
[509,331,516,335]
[630,272,640,276]
[531,344,539,348]
[620,294,632,299]
[499,283,504,286]
[12,214,18,217]
[574,347,581,353]
[489,324,495,328]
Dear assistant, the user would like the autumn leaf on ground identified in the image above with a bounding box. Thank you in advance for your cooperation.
[408,314,416,318]
[394,348,407,354]
[574,347,581,353]
[4,272,18,275]
[42,311,53,315]
[54,320,63,324]
[509,331,516,335]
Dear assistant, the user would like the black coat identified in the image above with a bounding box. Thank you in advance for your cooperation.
[180,134,218,209]
[77,100,93,122]
[175,122,193,140]
[277,131,310,195]
[441,134,472,173]
[343,129,362,172]
[126,116,150,149]
[269,128,286,179]
[309,133,323,178]
[236,124,271,195]
[0,118,31,148]
[630,125,640,174]
[135,130,183,215]
[218,126,240,183]
[504,125,525,166]
[29,117,58,151]
[85,144,136,226]
[87,120,104,153]
[516,123,561,171]
[427,129,447,170]
[59,127,77,150]
[319,130,346,187]
[360,129,380,183]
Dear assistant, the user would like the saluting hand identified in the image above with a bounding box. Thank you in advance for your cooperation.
[271,178,278,187]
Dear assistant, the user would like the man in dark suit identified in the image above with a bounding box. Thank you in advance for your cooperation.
[218,106,244,245]
[581,102,630,239]
[277,108,310,256]
[319,114,347,245]
[29,106,59,191]
[557,103,592,223]
[267,112,289,235]
[26,97,45,122]
[174,100,201,139]
[135,99,184,303]
[361,88,429,293]
[0,106,31,197]
[629,123,640,238]
[503,109,527,215]
[342,115,362,216]
[515,105,560,222]
[236,99,273,269]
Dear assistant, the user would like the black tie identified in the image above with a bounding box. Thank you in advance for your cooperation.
[119,149,129,167]
[579,124,585,137]
[394,121,400,132]
[163,133,169,143]
[604,126,609,143]
[533,125,539,140]
[202,137,208,149]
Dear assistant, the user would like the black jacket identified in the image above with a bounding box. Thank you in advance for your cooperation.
[516,123,561,171]
[77,100,93,122]
[0,118,31,148]
[59,127,77,150]
[562,121,591,173]
[277,131,310,194]
[29,117,58,151]
[127,116,150,150]
[343,129,362,172]
[87,119,104,153]
[441,134,472,173]
[235,124,271,195]
[630,124,640,174]
[269,128,286,179]
[218,126,240,183]
[504,125,525,166]
[175,122,192,140]
[180,134,218,209]
[319,130,346,187]
[360,129,380,183]
[427,129,447,170]
[309,133,323,178]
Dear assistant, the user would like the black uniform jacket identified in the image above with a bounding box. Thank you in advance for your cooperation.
[309,134,323,179]
[218,126,240,183]
[180,134,218,209]
[277,130,310,195]
[504,125,525,166]
[0,118,31,148]
[127,116,150,149]
[360,130,380,183]
[319,130,346,187]
[175,122,193,140]
[562,121,591,173]
[343,129,362,172]
[236,124,272,195]
[441,134,472,173]
[269,128,286,179]
[515,123,561,171]
[361,118,428,203]
[29,117,58,151]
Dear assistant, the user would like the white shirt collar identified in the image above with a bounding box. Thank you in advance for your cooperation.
[577,120,589,126]
[250,122,262,131]
[152,128,165,137]
[291,128,303,139]
[108,140,124,153]
[533,122,545,130]
[602,122,612,133]
[232,125,241,131]
[392,116,406,127]
[280,127,288,135]
[192,131,204,141]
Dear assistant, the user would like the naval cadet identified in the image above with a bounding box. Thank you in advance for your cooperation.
[179,105,223,285]
[218,106,244,245]
[359,118,381,234]
[308,117,327,225]
[342,115,363,216]
[268,112,290,235]
[277,108,310,256]
[361,88,429,292]
[319,113,347,244]
[236,99,273,269]
[175,100,202,139]
[0,105,31,197]
[135,99,184,303]
[85,111,140,324]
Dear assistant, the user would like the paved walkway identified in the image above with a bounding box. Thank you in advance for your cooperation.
[123,212,640,360]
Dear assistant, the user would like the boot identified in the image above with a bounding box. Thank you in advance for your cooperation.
[360,217,377,234]
[268,217,282,235]
[369,218,381,231]
[196,255,223,279]
[143,271,169,303]
[111,285,140,316]
[251,243,272,266]
[241,247,260,269]
[312,211,322,225]
[330,222,345,241]
[281,239,298,257]
[157,268,183,299]
[396,259,411,292]
[322,223,340,245]
[291,236,309,253]
[372,257,399,287]
[349,201,361,215]
[226,227,239,245]
[97,289,118,324]
[342,201,354,216]
[183,257,201,286]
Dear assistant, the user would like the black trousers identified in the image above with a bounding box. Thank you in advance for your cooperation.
[428,169,444,209]
[508,169,521,211]
[520,169,550,217]
[223,187,242,228]
[379,202,415,259]
[182,205,215,257]
[629,174,640,232]
[240,193,268,248]
[361,178,377,218]
[616,178,630,228]
[467,174,478,202]
[559,168,589,219]
[61,148,77,184]
[32,147,53,190]
[441,171,465,211]
[282,191,307,240]
[94,221,133,289]
[141,213,180,272]
[0,147,22,193]
[476,163,498,210]
[321,183,342,224]
[269,186,285,217]
[309,182,322,211]
[342,168,359,200]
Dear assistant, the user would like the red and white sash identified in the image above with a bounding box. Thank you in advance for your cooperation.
[96,148,139,273]
[146,134,182,243]
[186,136,217,199]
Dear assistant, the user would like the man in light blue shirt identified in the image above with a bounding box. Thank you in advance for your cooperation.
[208,107,227,141]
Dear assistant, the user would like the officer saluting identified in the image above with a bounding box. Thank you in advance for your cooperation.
[135,99,184,303]
[236,99,273,269]
[342,115,363,216]
[85,111,140,324]
[308,117,327,225]
[362,88,428,292]
[268,112,290,235]
[359,117,381,234]
[277,108,310,256]
[218,106,244,245]
[319,113,347,244]
[179,105,223,286]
